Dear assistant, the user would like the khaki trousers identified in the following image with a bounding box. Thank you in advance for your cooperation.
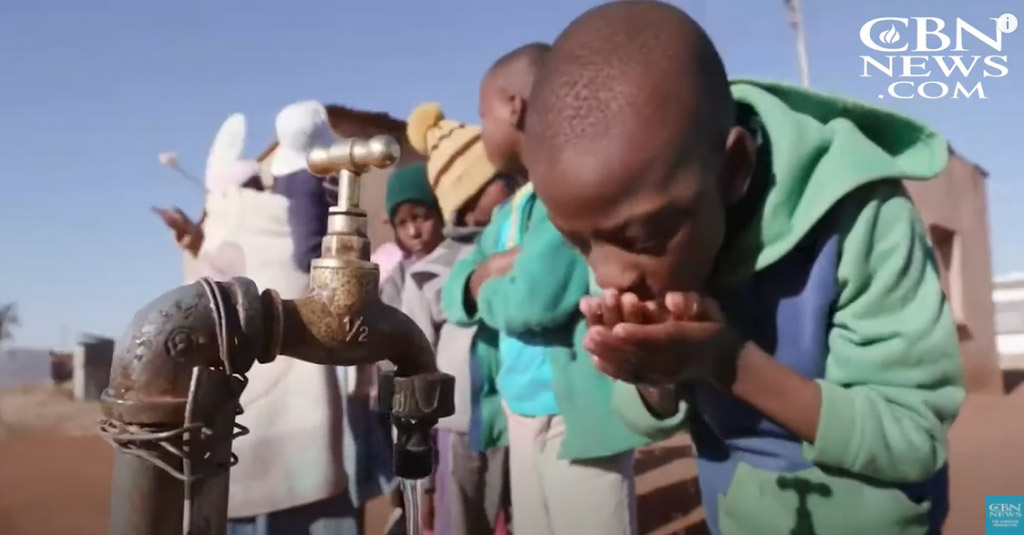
[503,404,637,535]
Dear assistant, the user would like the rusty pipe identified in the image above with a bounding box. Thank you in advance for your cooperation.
[101,276,267,426]
[108,453,185,535]
[100,270,439,535]
[101,277,267,535]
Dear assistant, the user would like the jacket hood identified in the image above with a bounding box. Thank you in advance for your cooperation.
[727,80,949,271]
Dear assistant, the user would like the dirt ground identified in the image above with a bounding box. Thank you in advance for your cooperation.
[3,381,1022,535]
[0,386,706,535]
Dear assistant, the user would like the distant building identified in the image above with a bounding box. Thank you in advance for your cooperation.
[0,347,52,388]
[73,334,114,401]
[993,273,1024,369]
[903,150,1002,393]
[50,350,73,383]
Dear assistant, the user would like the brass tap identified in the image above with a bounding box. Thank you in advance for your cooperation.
[265,135,435,375]
[306,134,400,177]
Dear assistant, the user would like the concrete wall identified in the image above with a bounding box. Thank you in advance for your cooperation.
[73,335,114,401]
[0,348,52,388]
[903,152,1001,394]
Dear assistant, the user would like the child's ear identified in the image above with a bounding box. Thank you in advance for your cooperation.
[719,126,756,205]
[509,94,526,131]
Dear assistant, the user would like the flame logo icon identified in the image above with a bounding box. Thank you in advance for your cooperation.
[879,25,901,45]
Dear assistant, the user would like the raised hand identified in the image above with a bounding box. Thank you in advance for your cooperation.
[153,206,204,256]
[469,247,521,299]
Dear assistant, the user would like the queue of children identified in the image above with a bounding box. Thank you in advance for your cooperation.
[164,2,966,534]
[387,3,965,535]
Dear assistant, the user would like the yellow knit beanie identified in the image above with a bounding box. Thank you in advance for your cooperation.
[406,102,497,223]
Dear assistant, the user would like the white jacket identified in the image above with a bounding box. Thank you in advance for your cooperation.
[194,188,347,518]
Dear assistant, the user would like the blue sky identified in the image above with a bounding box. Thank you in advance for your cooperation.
[0,0,1020,349]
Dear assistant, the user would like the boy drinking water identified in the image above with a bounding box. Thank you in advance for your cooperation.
[523,2,965,534]
[442,43,650,535]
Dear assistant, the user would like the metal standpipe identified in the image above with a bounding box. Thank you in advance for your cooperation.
[99,135,455,535]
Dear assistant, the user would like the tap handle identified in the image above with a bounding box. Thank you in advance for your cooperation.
[306,135,401,177]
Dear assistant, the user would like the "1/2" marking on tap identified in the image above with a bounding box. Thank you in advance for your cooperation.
[343,315,369,343]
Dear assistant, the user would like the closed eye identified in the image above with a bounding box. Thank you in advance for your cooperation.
[596,205,687,256]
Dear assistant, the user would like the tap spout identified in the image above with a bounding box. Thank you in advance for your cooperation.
[267,254,436,376]
[277,296,437,375]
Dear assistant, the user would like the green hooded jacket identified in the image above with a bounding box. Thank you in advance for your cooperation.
[614,80,966,534]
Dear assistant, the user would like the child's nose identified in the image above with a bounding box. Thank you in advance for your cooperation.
[590,252,645,295]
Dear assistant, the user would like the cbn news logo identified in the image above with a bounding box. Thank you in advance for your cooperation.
[859,14,1018,100]
[986,495,1024,534]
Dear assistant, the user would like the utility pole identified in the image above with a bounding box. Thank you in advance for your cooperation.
[784,0,811,87]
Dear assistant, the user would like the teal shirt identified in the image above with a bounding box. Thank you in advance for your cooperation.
[494,202,558,416]
[441,185,651,459]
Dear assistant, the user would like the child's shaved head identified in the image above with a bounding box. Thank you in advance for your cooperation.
[525,1,756,298]
[530,1,732,157]
[487,42,551,97]
[479,42,552,176]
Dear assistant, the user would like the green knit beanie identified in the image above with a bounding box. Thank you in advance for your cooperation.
[385,162,440,220]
